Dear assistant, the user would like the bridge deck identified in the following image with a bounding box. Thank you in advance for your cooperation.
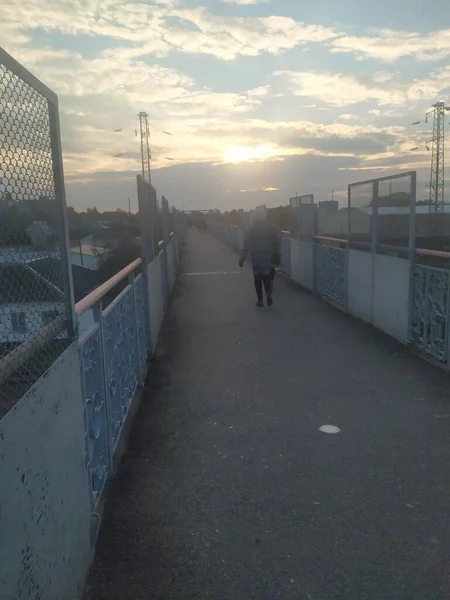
[85,229,450,600]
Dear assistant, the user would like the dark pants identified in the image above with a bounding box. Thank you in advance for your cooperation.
[254,271,273,302]
[269,267,276,289]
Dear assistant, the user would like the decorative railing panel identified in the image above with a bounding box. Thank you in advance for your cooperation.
[411,265,449,361]
[80,325,110,507]
[315,244,347,305]
[103,285,139,448]
[134,274,149,370]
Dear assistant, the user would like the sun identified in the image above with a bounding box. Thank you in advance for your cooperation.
[223,144,277,163]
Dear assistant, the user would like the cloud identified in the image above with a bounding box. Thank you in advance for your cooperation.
[182,118,407,164]
[0,0,339,62]
[275,67,450,107]
[0,0,439,212]
[330,28,450,62]
[339,114,359,121]
[275,71,405,106]
[222,0,269,4]
[162,9,338,60]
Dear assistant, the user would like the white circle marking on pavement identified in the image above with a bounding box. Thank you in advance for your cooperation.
[319,425,341,434]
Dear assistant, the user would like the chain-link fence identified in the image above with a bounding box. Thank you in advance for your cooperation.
[0,49,74,418]
[290,194,314,240]
[137,174,160,260]
[348,172,416,256]
[347,181,374,252]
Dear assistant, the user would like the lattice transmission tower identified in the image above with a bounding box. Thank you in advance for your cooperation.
[138,111,151,184]
[426,101,448,218]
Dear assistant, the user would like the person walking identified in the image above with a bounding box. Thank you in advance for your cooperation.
[239,217,281,307]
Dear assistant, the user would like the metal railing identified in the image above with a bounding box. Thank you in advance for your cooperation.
[76,230,180,508]
[77,258,148,507]
[314,243,347,305]
[207,170,450,362]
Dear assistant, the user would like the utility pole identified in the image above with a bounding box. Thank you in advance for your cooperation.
[412,101,450,243]
[138,111,151,184]
[426,101,450,241]
[427,102,446,216]
[128,197,131,215]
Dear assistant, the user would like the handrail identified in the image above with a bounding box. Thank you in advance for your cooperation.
[416,248,450,259]
[0,232,179,389]
[75,257,142,316]
[315,235,348,245]
[314,235,450,259]
[75,235,174,315]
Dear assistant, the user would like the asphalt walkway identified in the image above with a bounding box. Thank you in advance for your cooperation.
[85,229,450,600]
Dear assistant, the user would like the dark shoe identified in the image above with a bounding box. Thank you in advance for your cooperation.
[256,300,264,308]
[267,295,273,307]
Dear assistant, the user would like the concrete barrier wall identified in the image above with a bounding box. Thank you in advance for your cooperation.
[373,254,410,342]
[347,249,373,324]
[347,250,410,342]
[0,343,92,600]
[147,253,165,351]
[299,241,314,290]
[290,239,300,283]
[167,240,176,292]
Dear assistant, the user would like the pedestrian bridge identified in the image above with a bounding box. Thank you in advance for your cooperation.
[3,48,450,600]
[84,229,450,600]
[3,226,450,600]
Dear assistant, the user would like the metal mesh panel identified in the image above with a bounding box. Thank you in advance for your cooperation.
[0,57,72,417]
[376,173,414,254]
[315,244,346,305]
[137,175,159,259]
[348,172,415,256]
[290,194,314,240]
[348,181,373,251]
[289,197,299,238]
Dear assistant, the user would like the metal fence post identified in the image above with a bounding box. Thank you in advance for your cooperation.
[137,175,153,353]
[47,98,77,340]
[371,180,378,323]
[93,302,113,471]
[312,203,318,295]
[161,196,170,303]
[407,172,417,342]
[128,273,143,386]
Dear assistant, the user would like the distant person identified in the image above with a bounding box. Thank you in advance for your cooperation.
[239,218,281,307]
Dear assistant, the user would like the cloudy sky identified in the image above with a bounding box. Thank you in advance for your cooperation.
[2,0,450,211]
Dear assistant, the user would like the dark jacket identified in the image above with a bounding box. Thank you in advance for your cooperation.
[240,220,281,275]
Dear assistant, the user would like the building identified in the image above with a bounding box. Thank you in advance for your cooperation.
[318,200,338,212]
[0,264,64,343]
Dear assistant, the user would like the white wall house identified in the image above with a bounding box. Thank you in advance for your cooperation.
[0,264,65,344]
[0,301,65,343]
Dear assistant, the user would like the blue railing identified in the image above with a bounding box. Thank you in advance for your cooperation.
[210,222,450,363]
[77,231,181,510]
[411,265,450,361]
